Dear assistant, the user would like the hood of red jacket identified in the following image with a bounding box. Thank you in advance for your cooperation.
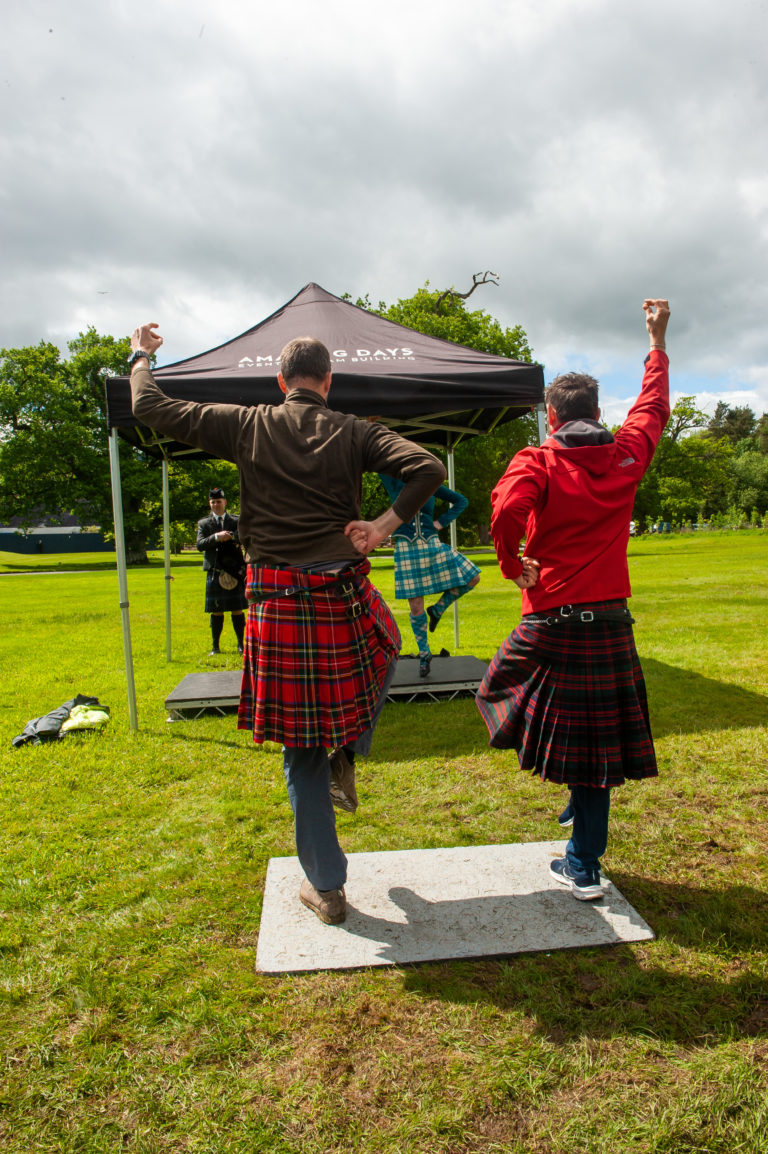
[545,418,618,477]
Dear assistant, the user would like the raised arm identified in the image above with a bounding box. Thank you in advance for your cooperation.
[130,322,163,359]
[643,299,670,352]
[128,321,244,462]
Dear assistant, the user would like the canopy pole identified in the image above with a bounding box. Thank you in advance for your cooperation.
[108,429,139,732]
[162,457,172,662]
[536,402,548,446]
[446,446,460,649]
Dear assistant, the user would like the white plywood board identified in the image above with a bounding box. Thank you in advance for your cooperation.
[256,840,653,974]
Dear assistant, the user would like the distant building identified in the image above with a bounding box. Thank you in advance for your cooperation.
[0,517,114,554]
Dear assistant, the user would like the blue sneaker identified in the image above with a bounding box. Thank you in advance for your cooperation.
[558,801,574,827]
[549,857,604,901]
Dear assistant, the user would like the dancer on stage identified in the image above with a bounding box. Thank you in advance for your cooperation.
[476,299,670,901]
[196,486,247,656]
[378,474,480,677]
[128,329,445,926]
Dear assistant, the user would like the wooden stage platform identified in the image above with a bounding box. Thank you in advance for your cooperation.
[164,653,489,720]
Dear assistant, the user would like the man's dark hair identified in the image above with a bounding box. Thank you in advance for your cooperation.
[545,372,600,423]
[279,337,332,383]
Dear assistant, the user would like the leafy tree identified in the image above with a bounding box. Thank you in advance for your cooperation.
[374,285,533,364]
[360,471,390,523]
[757,413,768,454]
[147,459,241,551]
[0,328,249,563]
[728,450,768,515]
[706,401,758,446]
[633,398,732,524]
[664,395,708,443]
[0,330,163,561]
[349,278,537,539]
[0,341,80,521]
[68,328,160,562]
[452,417,537,545]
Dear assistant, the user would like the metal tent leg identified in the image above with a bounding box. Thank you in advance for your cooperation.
[446,446,460,650]
[536,402,548,445]
[108,429,139,731]
[162,457,172,662]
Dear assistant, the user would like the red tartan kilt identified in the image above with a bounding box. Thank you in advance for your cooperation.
[475,601,657,787]
[237,561,400,748]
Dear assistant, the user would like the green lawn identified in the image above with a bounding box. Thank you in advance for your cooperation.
[1,532,767,1152]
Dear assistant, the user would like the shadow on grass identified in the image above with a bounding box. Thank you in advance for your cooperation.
[644,657,768,735]
[0,561,119,573]
[148,653,766,760]
[374,655,768,763]
[400,875,768,1044]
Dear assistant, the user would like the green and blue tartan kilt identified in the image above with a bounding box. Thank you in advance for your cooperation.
[204,570,247,613]
[475,600,657,788]
[393,537,480,599]
[237,560,401,749]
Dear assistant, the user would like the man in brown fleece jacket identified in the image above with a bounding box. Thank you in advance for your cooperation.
[128,323,445,925]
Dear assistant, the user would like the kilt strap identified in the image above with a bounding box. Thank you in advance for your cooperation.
[524,605,635,626]
[247,565,365,619]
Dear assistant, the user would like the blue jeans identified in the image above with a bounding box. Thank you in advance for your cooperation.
[565,785,611,875]
[283,746,347,892]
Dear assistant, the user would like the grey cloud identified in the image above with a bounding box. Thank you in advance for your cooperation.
[2,0,768,422]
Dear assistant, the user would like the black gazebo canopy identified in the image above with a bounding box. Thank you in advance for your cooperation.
[105,282,544,456]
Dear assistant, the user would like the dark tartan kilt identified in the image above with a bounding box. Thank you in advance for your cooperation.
[237,560,401,749]
[475,600,657,788]
[394,537,480,599]
[204,570,247,613]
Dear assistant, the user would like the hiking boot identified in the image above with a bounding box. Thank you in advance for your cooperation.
[558,800,574,827]
[419,653,431,678]
[329,747,358,813]
[299,879,346,925]
[549,857,604,901]
[427,605,440,633]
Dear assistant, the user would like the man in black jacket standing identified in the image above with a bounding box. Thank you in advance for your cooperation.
[196,487,247,656]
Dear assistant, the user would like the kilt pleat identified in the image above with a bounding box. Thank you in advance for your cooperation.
[393,537,480,599]
[237,561,400,748]
[475,601,657,787]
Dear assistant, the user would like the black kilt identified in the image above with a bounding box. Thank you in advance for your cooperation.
[476,599,657,788]
[205,569,247,613]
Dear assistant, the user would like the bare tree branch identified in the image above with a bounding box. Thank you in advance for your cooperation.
[435,271,499,313]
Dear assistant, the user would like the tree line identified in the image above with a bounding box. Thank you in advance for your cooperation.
[1,285,766,561]
[632,397,768,531]
[0,329,238,562]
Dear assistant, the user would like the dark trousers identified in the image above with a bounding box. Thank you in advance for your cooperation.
[565,784,611,875]
[281,659,398,891]
[283,746,347,892]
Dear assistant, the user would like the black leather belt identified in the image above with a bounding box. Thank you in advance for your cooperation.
[524,604,635,626]
[247,566,364,619]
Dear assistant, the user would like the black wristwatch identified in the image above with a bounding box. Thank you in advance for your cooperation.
[127,349,151,367]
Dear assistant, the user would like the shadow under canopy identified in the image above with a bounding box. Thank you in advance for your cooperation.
[104,282,546,729]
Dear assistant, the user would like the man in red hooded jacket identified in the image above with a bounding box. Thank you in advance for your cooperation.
[476,299,670,900]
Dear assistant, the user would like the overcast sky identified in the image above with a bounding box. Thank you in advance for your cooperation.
[2,0,767,426]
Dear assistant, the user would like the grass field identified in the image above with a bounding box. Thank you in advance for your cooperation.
[1,532,767,1152]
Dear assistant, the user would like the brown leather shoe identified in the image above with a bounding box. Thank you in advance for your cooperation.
[299,879,347,925]
[329,747,359,813]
